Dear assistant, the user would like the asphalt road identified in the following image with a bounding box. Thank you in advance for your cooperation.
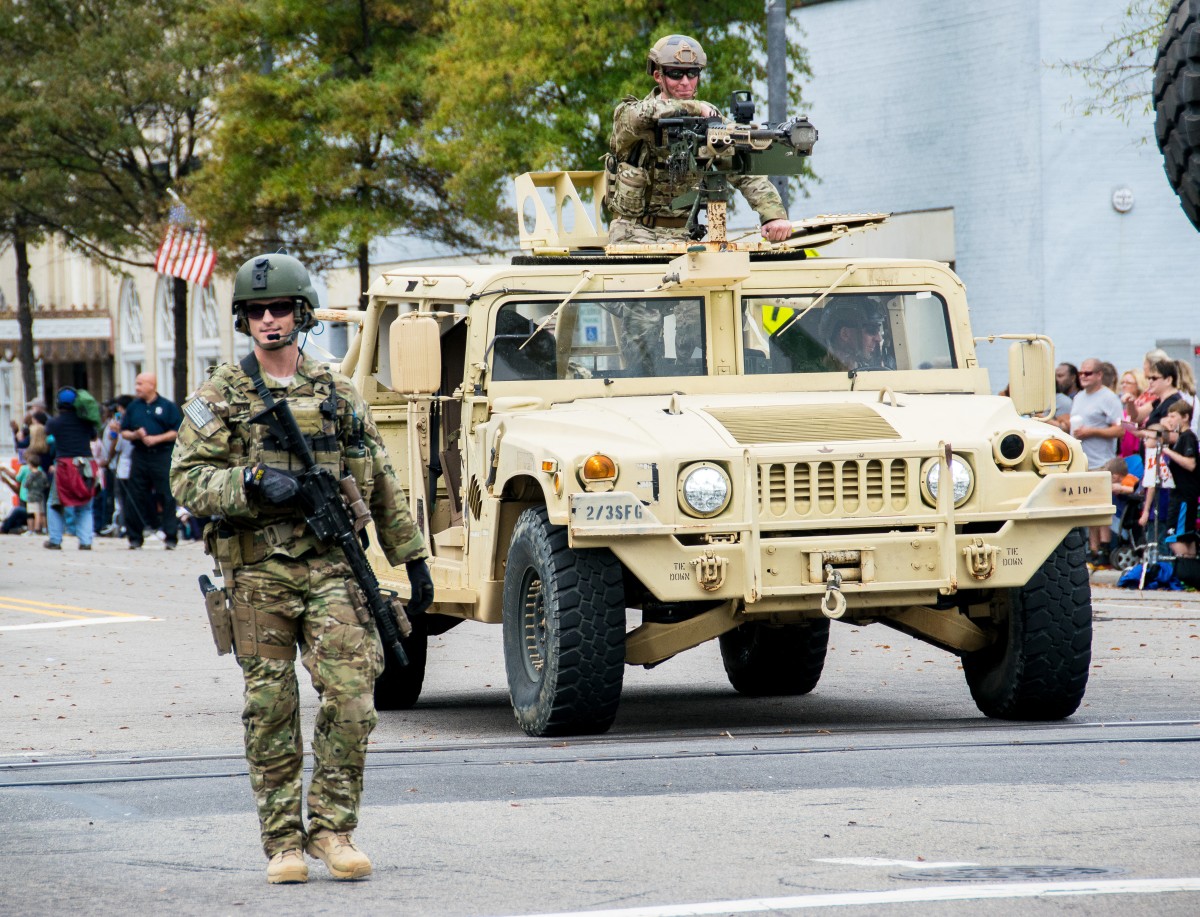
[1,535,1198,916]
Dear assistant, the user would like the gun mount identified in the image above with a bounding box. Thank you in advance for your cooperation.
[655,91,818,243]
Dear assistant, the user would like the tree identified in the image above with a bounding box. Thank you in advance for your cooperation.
[0,0,226,403]
[1060,0,1173,123]
[428,0,813,231]
[0,59,54,404]
[190,1,486,308]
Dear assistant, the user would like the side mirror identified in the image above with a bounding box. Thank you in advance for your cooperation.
[1007,337,1054,418]
[389,314,441,395]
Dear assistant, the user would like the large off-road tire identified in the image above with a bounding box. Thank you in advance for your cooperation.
[718,619,830,697]
[1154,0,1200,231]
[502,506,626,737]
[373,624,428,711]
[962,529,1092,720]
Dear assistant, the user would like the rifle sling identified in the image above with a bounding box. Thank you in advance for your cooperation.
[240,352,280,413]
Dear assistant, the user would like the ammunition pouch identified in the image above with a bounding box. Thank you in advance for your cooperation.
[205,587,234,656]
[344,447,374,507]
[610,162,650,218]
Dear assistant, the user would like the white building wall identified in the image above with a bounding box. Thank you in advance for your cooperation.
[794,0,1200,388]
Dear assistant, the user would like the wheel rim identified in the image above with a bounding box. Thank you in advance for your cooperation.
[519,569,547,679]
[1111,544,1135,571]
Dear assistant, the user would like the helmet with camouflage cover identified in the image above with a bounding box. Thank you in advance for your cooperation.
[646,34,707,75]
[231,253,320,336]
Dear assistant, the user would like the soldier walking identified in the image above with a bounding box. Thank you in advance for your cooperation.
[607,34,794,245]
[170,254,434,884]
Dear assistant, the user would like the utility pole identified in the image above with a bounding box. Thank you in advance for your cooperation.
[766,0,790,212]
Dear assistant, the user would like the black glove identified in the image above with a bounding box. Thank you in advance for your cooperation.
[405,559,434,616]
[243,463,300,506]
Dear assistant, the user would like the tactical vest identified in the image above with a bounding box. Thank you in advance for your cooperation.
[214,359,373,564]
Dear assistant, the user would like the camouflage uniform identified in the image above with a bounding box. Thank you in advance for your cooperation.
[608,88,788,241]
[170,353,426,858]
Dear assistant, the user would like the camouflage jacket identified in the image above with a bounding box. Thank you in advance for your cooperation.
[169,352,427,567]
[609,89,787,224]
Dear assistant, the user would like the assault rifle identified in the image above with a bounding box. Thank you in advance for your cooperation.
[655,91,817,241]
[244,358,414,668]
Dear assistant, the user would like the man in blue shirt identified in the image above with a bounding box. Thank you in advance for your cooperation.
[120,373,183,549]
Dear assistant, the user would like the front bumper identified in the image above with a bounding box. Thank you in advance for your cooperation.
[568,468,1112,610]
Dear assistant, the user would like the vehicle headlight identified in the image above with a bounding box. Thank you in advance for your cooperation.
[679,462,732,518]
[922,455,974,507]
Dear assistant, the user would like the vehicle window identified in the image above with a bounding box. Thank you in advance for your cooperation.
[743,292,955,375]
[491,297,707,381]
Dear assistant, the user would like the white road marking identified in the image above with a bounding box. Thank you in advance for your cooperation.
[508,878,1200,916]
[813,858,979,869]
[0,616,155,632]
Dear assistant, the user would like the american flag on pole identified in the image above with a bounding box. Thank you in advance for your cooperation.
[155,204,216,286]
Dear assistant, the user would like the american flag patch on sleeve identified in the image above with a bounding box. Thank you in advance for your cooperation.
[184,397,220,435]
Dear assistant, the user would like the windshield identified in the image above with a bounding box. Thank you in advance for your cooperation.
[491,297,706,381]
[743,292,956,374]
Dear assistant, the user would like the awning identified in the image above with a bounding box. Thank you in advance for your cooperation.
[0,312,113,363]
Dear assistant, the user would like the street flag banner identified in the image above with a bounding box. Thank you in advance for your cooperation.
[155,213,216,287]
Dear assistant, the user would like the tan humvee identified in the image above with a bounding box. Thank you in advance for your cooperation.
[316,172,1111,737]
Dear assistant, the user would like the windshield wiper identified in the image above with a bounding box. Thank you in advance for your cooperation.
[773,263,858,338]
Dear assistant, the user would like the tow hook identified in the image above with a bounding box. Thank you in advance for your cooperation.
[821,564,847,619]
[962,537,998,581]
[692,549,728,591]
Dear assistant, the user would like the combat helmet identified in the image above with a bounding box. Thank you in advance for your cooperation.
[232,253,320,336]
[646,34,707,75]
[819,299,885,346]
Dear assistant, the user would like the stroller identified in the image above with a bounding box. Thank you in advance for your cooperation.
[1108,489,1147,572]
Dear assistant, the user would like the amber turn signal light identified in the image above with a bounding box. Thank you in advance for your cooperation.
[581,453,617,481]
[1038,438,1071,464]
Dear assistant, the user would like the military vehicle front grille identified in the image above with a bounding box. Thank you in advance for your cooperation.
[707,404,901,444]
[760,458,913,520]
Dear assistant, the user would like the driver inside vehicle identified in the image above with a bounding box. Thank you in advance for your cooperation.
[819,300,894,372]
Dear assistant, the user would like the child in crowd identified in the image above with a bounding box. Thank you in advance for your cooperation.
[0,460,28,533]
[1160,400,1199,558]
[23,453,49,536]
[1139,423,1175,537]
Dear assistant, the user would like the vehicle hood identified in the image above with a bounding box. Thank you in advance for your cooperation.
[495,391,1035,454]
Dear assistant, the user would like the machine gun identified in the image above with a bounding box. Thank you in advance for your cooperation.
[244,358,414,669]
[655,91,817,242]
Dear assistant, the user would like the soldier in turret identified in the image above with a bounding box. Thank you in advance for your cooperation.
[170,254,434,885]
[607,34,794,245]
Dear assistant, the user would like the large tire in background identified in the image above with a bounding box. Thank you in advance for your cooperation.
[1154,0,1200,231]
[373,624,428,711]
[962,528,1092,720]
[502,506,626,737]
[719,619,830,697]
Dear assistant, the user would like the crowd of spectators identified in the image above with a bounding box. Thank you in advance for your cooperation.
[1052,350,1200,570]
[2,375,202,548]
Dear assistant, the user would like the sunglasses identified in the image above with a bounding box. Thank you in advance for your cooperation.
[1078,370,1097,377]
[661,68,701,80]
[1146,374,1163,380]
[245,302,296,321]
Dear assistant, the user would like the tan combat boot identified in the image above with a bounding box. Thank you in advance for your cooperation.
[266,848,309,884]
[305,830,372,879]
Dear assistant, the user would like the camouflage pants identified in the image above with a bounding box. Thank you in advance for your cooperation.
[608,218,692,245]
[231,551,383,858]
